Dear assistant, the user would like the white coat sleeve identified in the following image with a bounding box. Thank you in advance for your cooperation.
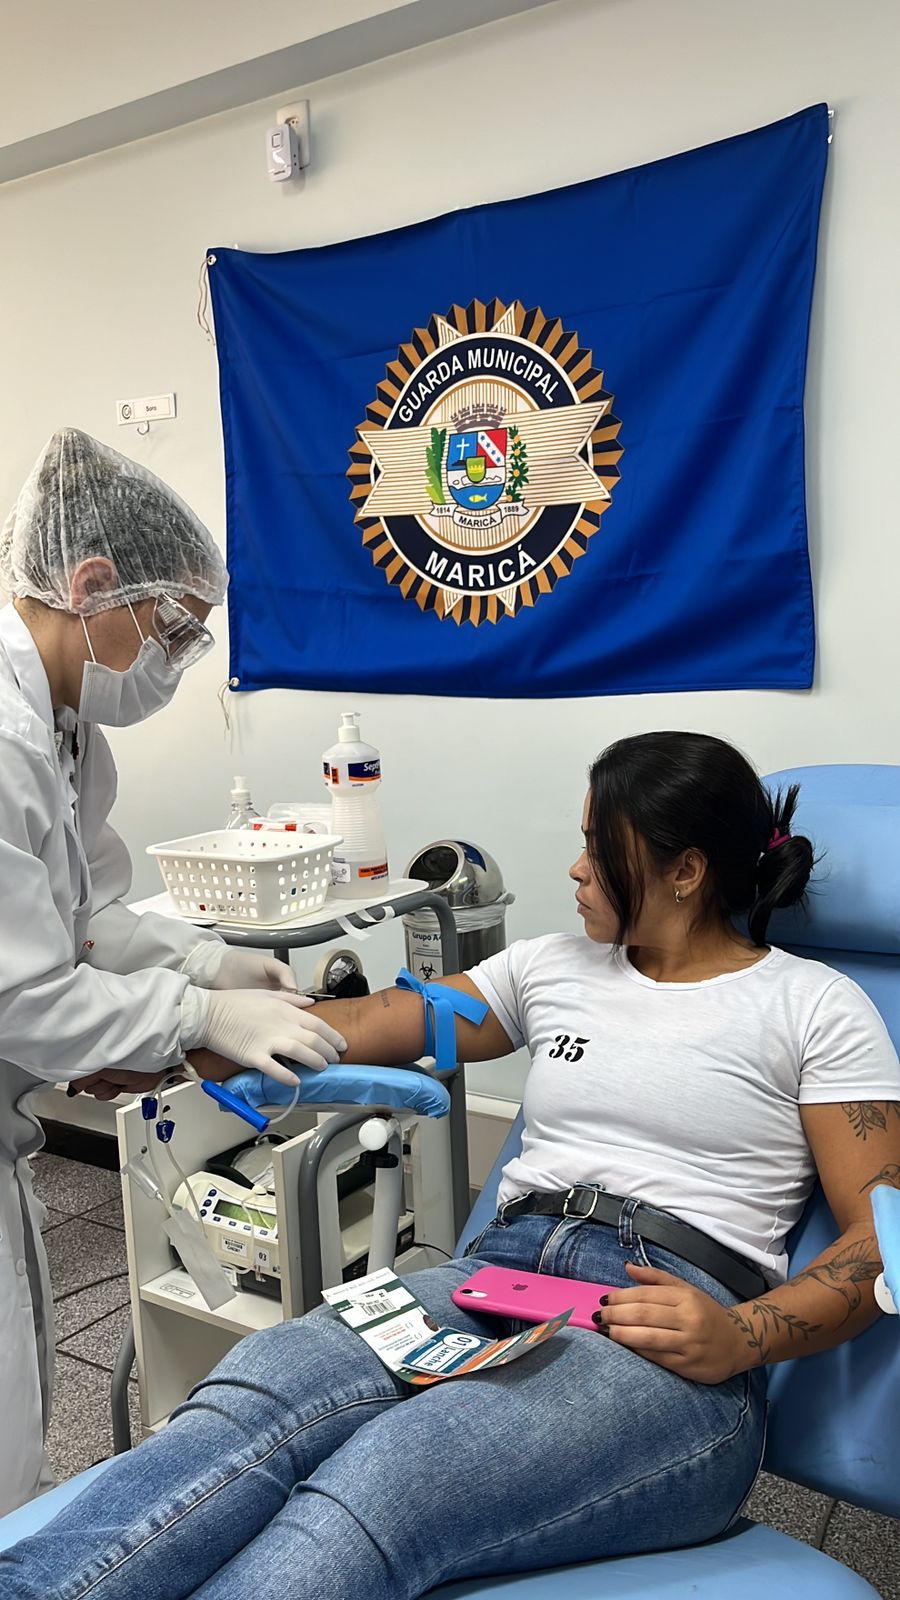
[76,722,224,979]
[0,729,208,1083]
[81,818,224,978]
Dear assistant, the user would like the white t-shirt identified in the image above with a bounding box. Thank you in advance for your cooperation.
[468,935,900,1283]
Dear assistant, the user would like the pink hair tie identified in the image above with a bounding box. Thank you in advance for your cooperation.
[766,828,792,852]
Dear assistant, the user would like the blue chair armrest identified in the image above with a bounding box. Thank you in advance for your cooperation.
[872,1184,900,1307]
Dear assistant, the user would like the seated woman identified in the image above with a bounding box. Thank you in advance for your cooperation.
[4,731,899,1600]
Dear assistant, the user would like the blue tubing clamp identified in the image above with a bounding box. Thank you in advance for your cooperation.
[201,1078,270,1133]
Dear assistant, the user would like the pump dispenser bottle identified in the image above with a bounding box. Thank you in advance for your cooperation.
[322,714,389,896]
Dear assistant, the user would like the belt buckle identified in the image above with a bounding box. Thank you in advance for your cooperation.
[563,1186,598,1220]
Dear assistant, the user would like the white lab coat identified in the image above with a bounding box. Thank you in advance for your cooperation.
[0,603,221,1515]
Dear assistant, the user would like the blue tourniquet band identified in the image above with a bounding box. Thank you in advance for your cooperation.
[395,968,489,1072]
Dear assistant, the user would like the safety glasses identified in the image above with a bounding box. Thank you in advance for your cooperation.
[152,593,214,671]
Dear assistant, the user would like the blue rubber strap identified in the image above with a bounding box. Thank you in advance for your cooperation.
[395,967,489,1072]
[201,1078,270,1133]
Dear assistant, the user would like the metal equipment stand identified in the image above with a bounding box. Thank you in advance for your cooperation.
[112,885,468,1449]
[215,887,469,1238]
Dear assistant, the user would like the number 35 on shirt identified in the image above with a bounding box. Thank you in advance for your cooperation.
[548,1034,591,1063]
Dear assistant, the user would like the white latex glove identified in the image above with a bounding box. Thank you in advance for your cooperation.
[197,990,347,1087]
[182,941,298,992]
[209,948,298,993]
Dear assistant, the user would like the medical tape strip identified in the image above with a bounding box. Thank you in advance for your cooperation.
[332,906,395,941]
[358,905,395,926]
[395,967,489,1073]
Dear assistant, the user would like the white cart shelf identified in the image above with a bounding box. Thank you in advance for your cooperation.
[140,1270,284,1334]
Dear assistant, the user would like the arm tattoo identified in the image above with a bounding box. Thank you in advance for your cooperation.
[841,1102,888,1139]
[726,1233,881,1361]
[380,991,392,1010]
[725,1300,823,1365]
[859,1163,900,1194]
[791,1235,881,1324]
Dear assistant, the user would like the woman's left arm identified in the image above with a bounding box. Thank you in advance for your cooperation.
[721,1101,900,1369]
[598,1101,900,1384]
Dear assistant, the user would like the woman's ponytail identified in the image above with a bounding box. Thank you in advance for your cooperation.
[748,783,816,946]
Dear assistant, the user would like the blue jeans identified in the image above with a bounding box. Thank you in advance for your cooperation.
[0,1204,766,1600]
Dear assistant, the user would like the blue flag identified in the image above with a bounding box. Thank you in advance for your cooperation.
[210,105,827,698]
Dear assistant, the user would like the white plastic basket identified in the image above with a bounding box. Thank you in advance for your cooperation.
[147,830,342,926]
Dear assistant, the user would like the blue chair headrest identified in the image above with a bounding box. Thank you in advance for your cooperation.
[764,764,900,956]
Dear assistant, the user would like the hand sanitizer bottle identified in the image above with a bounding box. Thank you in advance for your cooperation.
[322,714,389,897]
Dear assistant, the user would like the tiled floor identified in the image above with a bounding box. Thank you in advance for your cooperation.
[34,1152,142,1480]
[27,1152,900,1596]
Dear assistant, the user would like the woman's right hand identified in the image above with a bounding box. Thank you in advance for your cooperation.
[197,989,348,1087]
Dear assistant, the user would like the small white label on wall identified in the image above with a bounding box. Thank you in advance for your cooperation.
[117,393,176,425]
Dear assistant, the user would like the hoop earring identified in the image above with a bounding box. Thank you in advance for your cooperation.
[674,890,684,903]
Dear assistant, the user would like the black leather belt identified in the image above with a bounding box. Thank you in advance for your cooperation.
[500,1187,767,1303]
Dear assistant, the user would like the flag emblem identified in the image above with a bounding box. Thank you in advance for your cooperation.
[348,298,623,626]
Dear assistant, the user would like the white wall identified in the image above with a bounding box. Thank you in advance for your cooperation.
[2,0,899,1097]
[0,0,414,143]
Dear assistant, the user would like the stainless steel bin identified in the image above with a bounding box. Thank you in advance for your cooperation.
[403,840,513,980]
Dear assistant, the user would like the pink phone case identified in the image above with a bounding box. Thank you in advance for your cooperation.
[452,1264,614,1332]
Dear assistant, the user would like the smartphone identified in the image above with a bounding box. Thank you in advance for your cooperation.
[451,1264,614,1332]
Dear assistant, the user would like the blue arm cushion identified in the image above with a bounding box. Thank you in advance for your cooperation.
[223,1063,450,1118]
[872,1184,900,1306]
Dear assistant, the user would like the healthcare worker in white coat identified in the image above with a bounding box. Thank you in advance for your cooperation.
[0,428,346,1515]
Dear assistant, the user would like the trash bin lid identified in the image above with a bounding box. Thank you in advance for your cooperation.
[405,839,505,909]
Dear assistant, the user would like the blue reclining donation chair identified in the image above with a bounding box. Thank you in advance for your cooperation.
[1,765,899,1600]
[438,764,900,1597]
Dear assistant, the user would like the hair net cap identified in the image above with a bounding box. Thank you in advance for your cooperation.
[0,428,228,616]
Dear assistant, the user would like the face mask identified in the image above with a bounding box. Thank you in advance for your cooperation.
[79,610,182,727]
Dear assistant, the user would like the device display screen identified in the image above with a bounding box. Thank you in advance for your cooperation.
[214,1199,276,1231]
